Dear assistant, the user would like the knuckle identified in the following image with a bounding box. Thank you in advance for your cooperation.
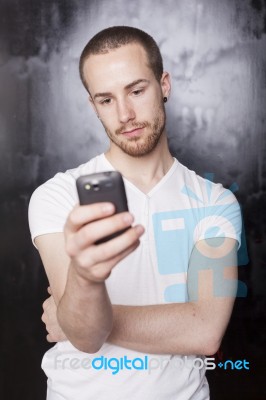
[90,263,112,282]
[68,210,78,228]
[75,252,93,269]
[95,269,111,281]
[67,213,75,227]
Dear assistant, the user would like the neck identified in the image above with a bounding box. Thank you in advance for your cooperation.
[105,132,174,194]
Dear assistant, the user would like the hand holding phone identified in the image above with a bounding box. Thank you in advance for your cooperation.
[76,171,129,243]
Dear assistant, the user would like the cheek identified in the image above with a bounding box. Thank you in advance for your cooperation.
[135,96,159,117]
[100,114,120,134]
[98,108,116,125]
[143,88,163,111]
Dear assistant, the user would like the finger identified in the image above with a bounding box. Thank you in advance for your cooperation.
[67,212,134,255]
[42,296,53,311]
[75,224,144,269]
[92,224,144,263]
[87,240,141,282]
[41,312,46,323]
[65,203,115,234]
[47,286,52,295]
[46,333,55,343]
[42,298,49,311]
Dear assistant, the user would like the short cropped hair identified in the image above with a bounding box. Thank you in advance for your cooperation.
[79,26,163,92]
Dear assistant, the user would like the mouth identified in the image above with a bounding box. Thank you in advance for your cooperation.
[121,127,145,138]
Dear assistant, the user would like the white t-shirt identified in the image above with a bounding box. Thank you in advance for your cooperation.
[28,153,242,400]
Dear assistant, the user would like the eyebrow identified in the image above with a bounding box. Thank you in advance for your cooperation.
[93,79,150,101]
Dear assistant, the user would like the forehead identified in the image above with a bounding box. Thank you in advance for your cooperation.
[83,43,155,94]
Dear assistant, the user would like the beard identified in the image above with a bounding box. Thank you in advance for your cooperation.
[102,104,166,157]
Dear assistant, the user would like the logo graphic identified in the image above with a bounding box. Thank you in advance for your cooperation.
[152,174,248,302]
[54,354,250,373]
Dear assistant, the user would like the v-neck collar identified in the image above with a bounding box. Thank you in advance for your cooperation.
[101,153,178,198]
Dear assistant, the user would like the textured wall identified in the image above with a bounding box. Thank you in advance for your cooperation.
[0,0,265,399]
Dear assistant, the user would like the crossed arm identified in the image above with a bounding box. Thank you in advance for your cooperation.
[38,203,238,356]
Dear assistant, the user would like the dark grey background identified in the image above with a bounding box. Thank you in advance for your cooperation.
[0,0,265,399]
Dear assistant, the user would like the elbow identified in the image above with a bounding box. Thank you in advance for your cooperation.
[57,307,113,354]
[70,326,113,354]
[200,332,222,356]
[203,339,221,356]
[187,326,222,356]
[73,341,104,354]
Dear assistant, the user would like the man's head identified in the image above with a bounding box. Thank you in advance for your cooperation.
[79,26,164,92]
[79,26,170,158]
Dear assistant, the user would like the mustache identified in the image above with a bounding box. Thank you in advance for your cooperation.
[116,122,150,135]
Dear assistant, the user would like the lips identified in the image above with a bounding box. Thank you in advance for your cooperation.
[119,123,147,138]
[122,127,144,137]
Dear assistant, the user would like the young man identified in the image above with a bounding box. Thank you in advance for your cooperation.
[29,26,242,400]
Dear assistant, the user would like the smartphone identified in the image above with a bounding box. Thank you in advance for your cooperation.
[76,171,129,243]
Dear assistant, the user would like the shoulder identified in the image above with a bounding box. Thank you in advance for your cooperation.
[172,159,242,247]
[28,154,106,240]
[174,159,239,207]
[30,154,106,205]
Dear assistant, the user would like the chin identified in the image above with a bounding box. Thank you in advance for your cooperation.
[120,143,159,158]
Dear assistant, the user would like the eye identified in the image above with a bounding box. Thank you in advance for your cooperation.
[132,88,144,96]
[100,98,112,105]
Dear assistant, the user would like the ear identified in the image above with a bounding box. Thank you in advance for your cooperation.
[160,72,171,99]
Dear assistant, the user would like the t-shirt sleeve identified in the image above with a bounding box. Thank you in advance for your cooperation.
[28,173,78,245]
[196,183,242,249]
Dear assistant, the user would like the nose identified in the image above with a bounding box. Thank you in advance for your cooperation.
[116,97,136,124]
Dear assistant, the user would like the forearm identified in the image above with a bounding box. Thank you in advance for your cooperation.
[57,262,113,353]
[107,240,238,356]
[108,301,227,356]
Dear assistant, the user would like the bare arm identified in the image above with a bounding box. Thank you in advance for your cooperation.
[41,237,238,356]
[36,202,144,353]
[106,238,238,355]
